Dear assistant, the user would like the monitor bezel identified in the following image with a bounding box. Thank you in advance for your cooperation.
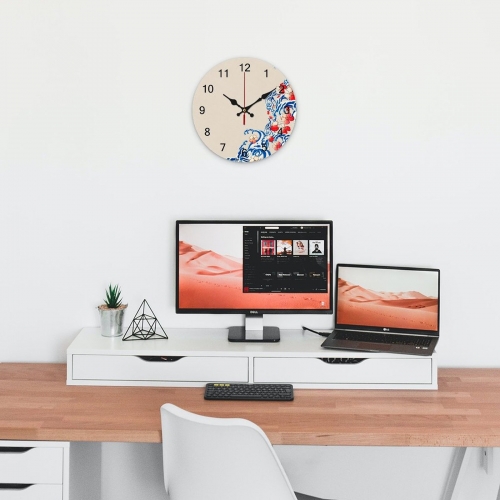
[335,263,440,336]
[176,219,334,315]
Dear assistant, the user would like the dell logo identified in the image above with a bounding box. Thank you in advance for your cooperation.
[383,328,390,332]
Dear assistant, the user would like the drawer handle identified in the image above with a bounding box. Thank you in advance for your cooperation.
[0,484,34,490]
[137,356,184,362]
[0,447,33,453]
[319,358,366,364]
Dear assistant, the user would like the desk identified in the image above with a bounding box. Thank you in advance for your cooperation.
[1,364,500,500]
[1,363,500,446]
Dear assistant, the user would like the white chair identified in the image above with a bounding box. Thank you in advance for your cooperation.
[160,403,335,500]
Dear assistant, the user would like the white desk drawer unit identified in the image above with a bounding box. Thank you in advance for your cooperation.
[72,354,249,384]
[0,441,101,500]
[67,328,438,389]
[0,484,63,500]
[254,357,433,385]
[0,444,65,500]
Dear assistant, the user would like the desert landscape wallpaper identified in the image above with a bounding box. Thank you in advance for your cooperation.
[336,268,439,332]
[178,240,330,310]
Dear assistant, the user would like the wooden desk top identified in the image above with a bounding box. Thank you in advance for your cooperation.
[1,363,500,447]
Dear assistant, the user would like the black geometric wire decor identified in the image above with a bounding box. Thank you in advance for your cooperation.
[122,299,168,341]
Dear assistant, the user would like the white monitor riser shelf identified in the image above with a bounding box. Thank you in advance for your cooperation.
[67,328,437,389]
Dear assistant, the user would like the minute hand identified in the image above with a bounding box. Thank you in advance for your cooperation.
[237,90,274,116]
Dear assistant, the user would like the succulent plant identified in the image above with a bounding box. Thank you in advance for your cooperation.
[103,284,123,309]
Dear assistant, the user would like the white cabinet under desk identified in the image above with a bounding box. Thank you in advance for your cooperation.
[0,442,65,500]
[67,327,437,389]
[0,441,99,500]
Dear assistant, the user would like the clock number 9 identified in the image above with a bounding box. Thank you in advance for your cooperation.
[199,106,205,114]
[203,85,214,93]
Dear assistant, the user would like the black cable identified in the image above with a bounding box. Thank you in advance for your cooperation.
[301,326,331,338]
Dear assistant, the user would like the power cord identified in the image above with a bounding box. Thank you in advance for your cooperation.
[301,326,331,338]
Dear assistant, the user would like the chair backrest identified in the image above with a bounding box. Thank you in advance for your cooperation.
[160,403,298,500]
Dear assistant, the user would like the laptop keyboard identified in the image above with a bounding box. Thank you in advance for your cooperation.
[335,331,432,347]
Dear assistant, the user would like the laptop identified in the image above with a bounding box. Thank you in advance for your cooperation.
[321,264,440,356]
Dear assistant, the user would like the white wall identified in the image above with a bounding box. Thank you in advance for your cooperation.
[1,3,499,499]
[1,0,499,365]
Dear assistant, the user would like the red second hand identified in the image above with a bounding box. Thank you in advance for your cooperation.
[243,71,246,126]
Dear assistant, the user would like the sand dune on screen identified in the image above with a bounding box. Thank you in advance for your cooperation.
[337,279,438,331]
[178,241,330,310]
[179,241,242,276]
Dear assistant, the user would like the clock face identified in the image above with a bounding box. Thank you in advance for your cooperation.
[192,57,296,163]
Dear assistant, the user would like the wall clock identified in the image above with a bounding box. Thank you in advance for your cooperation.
[192,57,296,163]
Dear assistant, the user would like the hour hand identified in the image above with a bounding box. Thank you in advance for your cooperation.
[223,94,244,110]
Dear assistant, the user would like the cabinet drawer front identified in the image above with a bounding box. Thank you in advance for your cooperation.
[0,484,62,500]
[254,357,432,385]
[72,355,249,383]
[0,447,63,484]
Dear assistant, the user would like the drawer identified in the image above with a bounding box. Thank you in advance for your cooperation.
[254,357,433,385]
[0,484,62,500]
[72,354,249,383]
[0,447,63,484]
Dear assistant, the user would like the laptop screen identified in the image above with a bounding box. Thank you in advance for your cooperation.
[336,264,440,334]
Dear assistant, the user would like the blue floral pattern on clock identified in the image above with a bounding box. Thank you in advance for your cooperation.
[228,80,296,163]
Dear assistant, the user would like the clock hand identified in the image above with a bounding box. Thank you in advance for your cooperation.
[223,93,254,118]
[237,89,274,116]
[223,94,244,111]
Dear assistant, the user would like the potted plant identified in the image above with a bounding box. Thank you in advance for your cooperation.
[98,284,128,337]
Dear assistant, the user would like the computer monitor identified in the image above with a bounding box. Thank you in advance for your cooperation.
[176,220,333,342]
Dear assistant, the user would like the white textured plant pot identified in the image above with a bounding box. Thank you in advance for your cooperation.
[98,306,127,337]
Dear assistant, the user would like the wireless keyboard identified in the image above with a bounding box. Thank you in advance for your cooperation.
[204,383,294,401]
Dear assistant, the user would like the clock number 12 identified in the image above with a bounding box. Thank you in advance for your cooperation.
[240,63,250,72]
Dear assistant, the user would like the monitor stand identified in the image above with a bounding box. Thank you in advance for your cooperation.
[228,315,280,342]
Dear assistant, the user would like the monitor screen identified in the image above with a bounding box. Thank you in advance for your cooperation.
[176,220,333,341]
[336,264,440,334]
